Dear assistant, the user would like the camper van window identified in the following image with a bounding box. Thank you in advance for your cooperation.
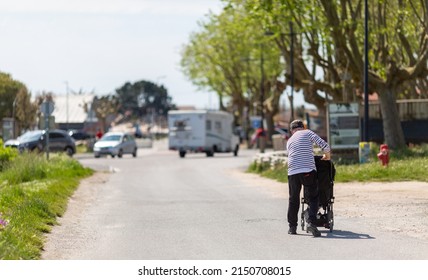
[215,121,222,133]
[206,120,212,131]
[174,120,187,131]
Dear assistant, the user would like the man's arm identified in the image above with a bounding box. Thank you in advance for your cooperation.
[308,130,331,160]
[321,151,331,161]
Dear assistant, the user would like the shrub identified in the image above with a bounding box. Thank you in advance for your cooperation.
[0,141,18,171]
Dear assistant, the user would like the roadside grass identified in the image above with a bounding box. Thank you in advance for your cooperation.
[247,144,428,183]
[75,140,95,154]
[336,157,428,182]
[0,153,93,260]
[76,143,88,154]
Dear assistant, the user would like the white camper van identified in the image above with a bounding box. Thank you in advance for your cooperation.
[168,110,240,158]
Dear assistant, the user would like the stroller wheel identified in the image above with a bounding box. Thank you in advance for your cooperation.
[300,201,306,231]
[301,213,305,231]
[301,208,310,231]
[327,209,334,232]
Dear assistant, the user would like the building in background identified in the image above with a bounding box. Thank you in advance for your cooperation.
[51,94,99,136]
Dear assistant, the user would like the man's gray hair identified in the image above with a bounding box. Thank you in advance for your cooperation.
[290,120,304,130]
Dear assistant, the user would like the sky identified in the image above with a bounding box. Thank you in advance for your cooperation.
[0,0,224,109]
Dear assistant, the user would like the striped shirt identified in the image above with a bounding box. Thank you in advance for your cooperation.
[286,129,331,176]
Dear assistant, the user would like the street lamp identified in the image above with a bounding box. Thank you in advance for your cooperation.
[363,0,369,142]
[64,81,69,131]
[289,21,295,122]
[12,96,17,138]
[259,43,266,153]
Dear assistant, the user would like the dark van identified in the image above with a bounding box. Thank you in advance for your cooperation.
[18,129,76,156]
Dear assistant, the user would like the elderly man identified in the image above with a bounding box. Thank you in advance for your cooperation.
[286,119,331,237]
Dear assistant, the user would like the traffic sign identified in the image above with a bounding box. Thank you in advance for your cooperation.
[40,101,55,115]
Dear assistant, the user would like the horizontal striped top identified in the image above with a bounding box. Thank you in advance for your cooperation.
[286,129,331,176]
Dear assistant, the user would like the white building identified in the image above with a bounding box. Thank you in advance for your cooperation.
[51,94,99,134]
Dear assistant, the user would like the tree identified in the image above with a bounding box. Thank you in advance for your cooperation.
[319,0,428,149]
[33,91,55,130]
[180,4,284,137]
[0,72,37,135]
[15,88,38,131]
[92,95,119,132]
[239,0,428,149]
[114,80,176,120]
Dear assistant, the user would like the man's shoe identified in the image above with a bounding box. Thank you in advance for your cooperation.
[306,223,321,237]
[288,226,297,235]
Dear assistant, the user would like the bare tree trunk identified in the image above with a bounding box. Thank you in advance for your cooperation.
[377,87,406,149]
[316,106,328,140]
[265,110,274,143]
[219,94,226,111]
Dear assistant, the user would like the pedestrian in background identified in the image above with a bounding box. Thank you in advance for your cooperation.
[96,129,103,140]
[286,119,331,237]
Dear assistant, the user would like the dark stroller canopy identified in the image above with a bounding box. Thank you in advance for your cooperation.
[315,156,336,208]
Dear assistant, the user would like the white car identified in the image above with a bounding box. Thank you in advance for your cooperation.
[3,138,20,148]
[93,132,137,158]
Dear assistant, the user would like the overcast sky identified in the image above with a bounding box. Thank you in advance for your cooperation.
[0,0,223,109]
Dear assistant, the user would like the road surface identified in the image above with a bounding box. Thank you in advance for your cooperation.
[42,140,428,259]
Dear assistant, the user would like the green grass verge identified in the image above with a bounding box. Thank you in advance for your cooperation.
[0,153,93,260]
[336,157,428,182]
[248,146,428,183]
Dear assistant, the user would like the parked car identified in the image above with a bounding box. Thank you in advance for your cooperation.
[93,132,137,158]
[3,138,20,148]
[17,129,76,156]
[68,130,91,141]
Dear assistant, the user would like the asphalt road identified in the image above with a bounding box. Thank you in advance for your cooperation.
[42,140,428,259]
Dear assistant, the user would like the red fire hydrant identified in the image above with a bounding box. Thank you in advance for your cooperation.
[377,144,389,166]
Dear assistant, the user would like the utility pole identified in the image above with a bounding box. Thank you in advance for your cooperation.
[12,96,17,138]
[65,81,69,131]
[289,21,295,122]
[363,0,369,142]
[259,43,266,153]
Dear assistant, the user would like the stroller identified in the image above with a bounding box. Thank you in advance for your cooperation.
[301,156,336,233]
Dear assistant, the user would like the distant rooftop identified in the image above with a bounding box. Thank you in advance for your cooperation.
[51,94,96,123]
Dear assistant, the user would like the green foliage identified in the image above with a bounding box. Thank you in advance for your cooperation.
[390,144,428,160]
[336,158,428,182]
[180,2,283,112]
[248,144,428,183]
[1,153,49,184]
[0,72,36,133]
[0,153,93,259]
[209,0,428,149]
[248,160,271,173]
[0,142,18,171]
[92,95,119,132]
[115,80,176,119]
[76,142,91,153]
[262,167,289,183]
[0,72,23,120]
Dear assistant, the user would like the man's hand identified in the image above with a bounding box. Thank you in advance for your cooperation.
[321,152,331,161]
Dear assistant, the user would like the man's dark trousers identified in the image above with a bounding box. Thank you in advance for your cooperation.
[287,170,319,227]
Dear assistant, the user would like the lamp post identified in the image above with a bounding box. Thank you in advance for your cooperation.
[289,21,295,122]
[258,43,266,153]
[65,81,69,131]
[363,0,369,142]
[148,95,155,140]
[12,96,17,139]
